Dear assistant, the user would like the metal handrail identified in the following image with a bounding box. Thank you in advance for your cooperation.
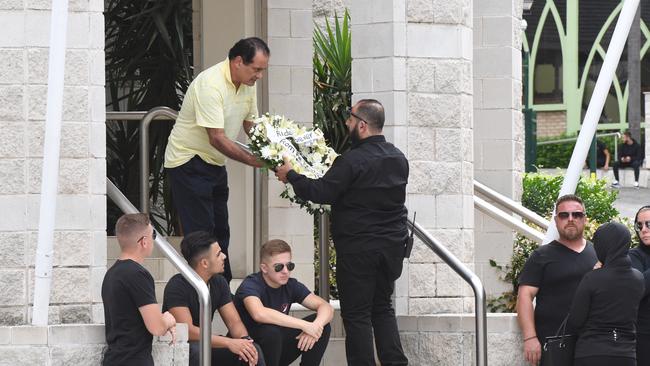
[408,219,487,366]
[474,196,545,243]
[537,132,621,146]
[106,178,212,366]
[474,180,549,230]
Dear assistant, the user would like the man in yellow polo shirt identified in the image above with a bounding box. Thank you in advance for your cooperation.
[164,37,269,282]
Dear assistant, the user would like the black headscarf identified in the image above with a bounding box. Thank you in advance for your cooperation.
[634,206,650,255]
[592,222,631,268]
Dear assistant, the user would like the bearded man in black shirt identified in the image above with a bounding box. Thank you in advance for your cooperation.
[275,99,409,366]
[516,194,598,365]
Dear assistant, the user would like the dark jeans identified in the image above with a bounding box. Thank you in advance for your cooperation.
[613,160,643,182]
[168,155,232,281]
[575,356,635,366]
[336,245,408,366]
[250,313,331,366]
[189,341,266,366]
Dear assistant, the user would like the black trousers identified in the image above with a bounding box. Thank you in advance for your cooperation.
[168,155,232,281]
[637,333,650,366]
[189,341,266,366]
[250,313,331,366]
[575,356,635,366]
[336,245,408,366]
[613,160,643,182]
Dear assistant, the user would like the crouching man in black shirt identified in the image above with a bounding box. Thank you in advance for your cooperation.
[234,240,333,366]
[163,231,264,366]
[101,213,177,366]
[516,194,598,365]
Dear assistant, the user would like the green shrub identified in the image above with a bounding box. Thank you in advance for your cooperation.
[536,134,617,169]
[488,172,628,312]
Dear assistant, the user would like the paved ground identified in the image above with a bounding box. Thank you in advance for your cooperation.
[613,186,650,219]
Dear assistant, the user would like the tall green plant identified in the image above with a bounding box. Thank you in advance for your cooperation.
[105,0,193,234]
[312,11,352,298]
[313,10,352,154]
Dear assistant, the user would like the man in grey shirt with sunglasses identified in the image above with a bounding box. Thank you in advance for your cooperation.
[516,194,598,365]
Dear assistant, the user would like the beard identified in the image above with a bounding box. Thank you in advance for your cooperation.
[558,225,583,241]
[349,125,361,144]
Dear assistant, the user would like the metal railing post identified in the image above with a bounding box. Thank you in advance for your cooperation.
[318,213,330,301]
[407,219,487,366]
[253,167,263,271]
[107,178,212,366]
[139,107,179,213]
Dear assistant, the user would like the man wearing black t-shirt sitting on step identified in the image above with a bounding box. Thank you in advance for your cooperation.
[101,213,177,366]
[234,240,333,366]
[163,231,264,366]
[516,194,598,365]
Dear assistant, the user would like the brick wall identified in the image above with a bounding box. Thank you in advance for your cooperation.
[0,1,106,325]
[536,110,567,137]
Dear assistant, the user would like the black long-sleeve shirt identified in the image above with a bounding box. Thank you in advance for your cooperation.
[618,140,644,162]
[630,246,650,335]
[287,135,409,255]
[567,266,644,359]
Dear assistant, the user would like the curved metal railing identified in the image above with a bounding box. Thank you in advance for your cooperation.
[408,219,487,366]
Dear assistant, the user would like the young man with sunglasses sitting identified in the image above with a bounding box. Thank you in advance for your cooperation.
[516,194,598,366]
[234,240,333,366]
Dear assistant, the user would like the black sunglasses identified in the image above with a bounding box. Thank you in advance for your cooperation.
[557,211,585,220]
[273,262,295,272]
[138,229,157,244]
[636,221,650,231]
[346,107,365,123]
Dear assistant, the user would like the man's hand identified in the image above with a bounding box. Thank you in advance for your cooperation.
[275,156,293,183]
[603,164,609,171]
[300,320,323,339]
[594,261,602,270]
[523,337,541,366]
[295,332,318,352]
[162,311,177,345]
[227,338,258,365]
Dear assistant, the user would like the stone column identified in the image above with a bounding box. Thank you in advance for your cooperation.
[472,0,524,299]
[265,0,315,289]
[0,1,106,324]
[352,0,474,315]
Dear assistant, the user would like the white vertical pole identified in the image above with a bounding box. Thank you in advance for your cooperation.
[543,0,640,244]
[32,0,69,325]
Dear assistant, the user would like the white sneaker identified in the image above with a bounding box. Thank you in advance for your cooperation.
[612,181,620,188]
[634,181,640,188]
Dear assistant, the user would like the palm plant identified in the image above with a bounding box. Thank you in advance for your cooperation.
[312,11,352,298]
[313,10,352,154]
[105,0,193,235]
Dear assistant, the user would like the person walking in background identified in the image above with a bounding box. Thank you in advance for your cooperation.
[629,205,650,365]
[516,194,597,365]
[612,131,644,188]
[568,222,644,366]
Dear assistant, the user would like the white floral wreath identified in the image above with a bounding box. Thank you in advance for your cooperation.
[249,114,338,214]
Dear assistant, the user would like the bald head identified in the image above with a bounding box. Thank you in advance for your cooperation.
[355,99,385,132]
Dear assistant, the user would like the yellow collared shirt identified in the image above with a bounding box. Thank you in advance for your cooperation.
[164,58,258,168]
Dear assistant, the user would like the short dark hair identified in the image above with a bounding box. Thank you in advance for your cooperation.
[180,231,218,268]
[355,99,385,131]
[555,194,585,213]
[228,37,270,64]
[260,239,291,262]
[115,213,150,247]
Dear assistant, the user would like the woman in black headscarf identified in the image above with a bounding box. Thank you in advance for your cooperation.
[568,222,645,366]
[629,205,650,365]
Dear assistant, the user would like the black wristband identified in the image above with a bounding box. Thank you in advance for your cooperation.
[241,335,253,341]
